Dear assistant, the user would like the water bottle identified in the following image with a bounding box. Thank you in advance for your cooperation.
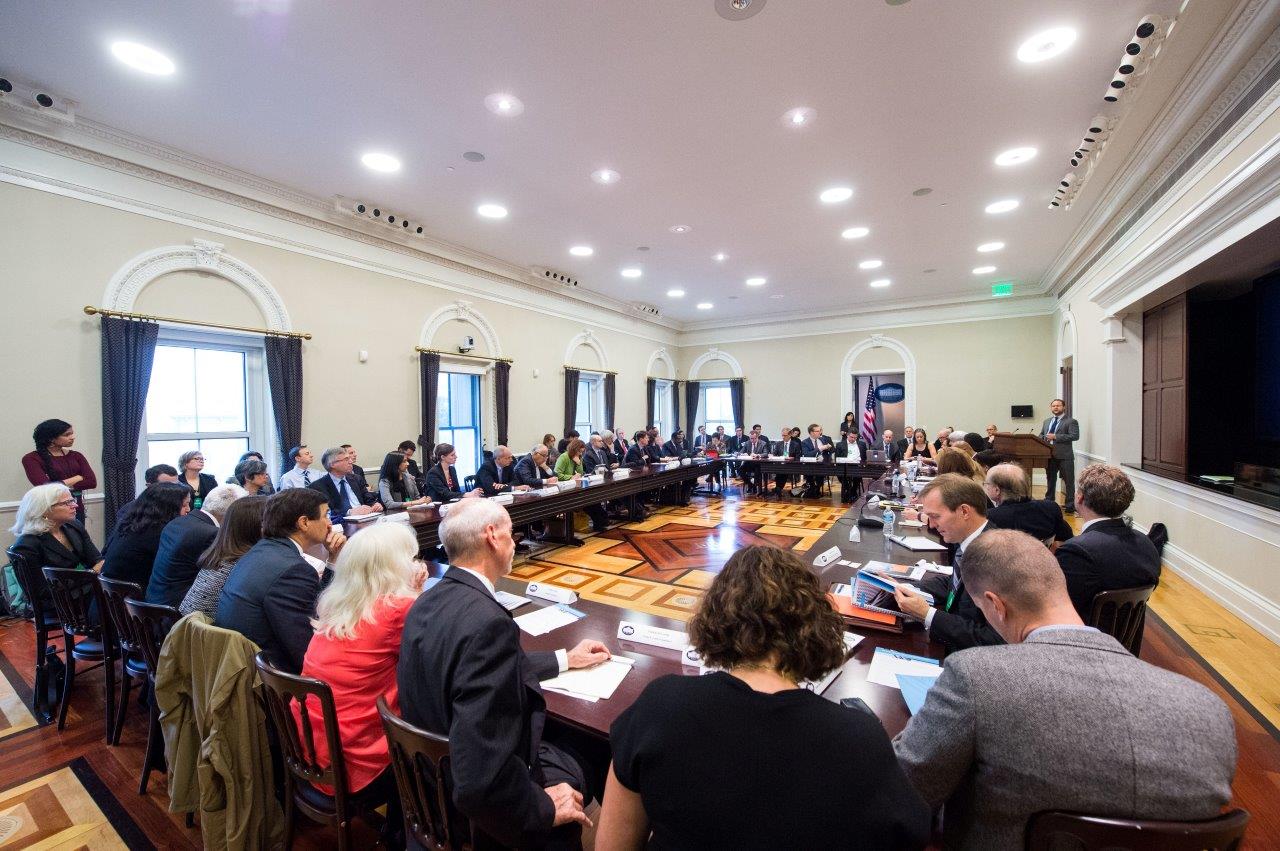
[882,505,895,537]
[891,470,901,498]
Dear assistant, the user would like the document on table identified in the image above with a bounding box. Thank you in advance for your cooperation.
[540,655,636,702]
[889,535,949,552]
[866,647,942,688]
[896,674,940,715]
[494,590,531,612]
[513,603,585,636]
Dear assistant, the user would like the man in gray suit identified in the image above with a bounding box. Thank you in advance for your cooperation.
[1039,398,1080,513]
[893,530,1236,851]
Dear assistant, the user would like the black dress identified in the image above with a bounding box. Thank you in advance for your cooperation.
[610,671,931,850]
[10,520,102,607]
[101,527,165,589]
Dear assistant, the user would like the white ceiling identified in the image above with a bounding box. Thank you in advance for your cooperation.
[2,0,1187,323]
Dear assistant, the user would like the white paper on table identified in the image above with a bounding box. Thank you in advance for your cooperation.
[889,535,949,552]
[800,633,863,694]
[928,564,954,576]
[540,656,636,701]
[866,647,943,689]
[493,590,531,612]
[513,604,584,636]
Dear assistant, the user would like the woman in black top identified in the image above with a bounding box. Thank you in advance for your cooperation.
[9,483,104,609]
[597,546,930,850]
[903,428,937,462]
[177,450,218,509]
[839,410,858,437]
[424,443,465,502]
[102,482,191,588]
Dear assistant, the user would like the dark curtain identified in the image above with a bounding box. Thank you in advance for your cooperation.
[672,381,682,431]
[494,360,511,447]
[685,380,700,435]
[419,352,440,461]
[265,335,304,476]
[603,372,616,431]
[100,316,159,537]
[730,378,745,431]
[645,378,656,429]
[564,367,580,436]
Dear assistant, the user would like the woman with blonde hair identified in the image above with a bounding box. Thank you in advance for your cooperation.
[936,447,984,485]
[297,522,427,796]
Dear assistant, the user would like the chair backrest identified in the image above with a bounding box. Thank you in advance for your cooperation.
[122,598,182,674]
[1087,584,1156,655]
[463,475,477,493]
[1148,522,1169,558]
[5,547,53,624]
[1027,808,1250,850]
[378,695,480,851]
[98,577,143,654]
[254,651,350,801]
[42,567,105,639]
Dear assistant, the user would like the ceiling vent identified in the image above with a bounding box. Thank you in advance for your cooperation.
[333,195,425,235]
[633,302,661,317]
[532,267,579,287]
[0,76,76,124]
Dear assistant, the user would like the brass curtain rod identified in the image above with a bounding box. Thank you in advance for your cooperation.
[84,306,311,340]
[415,347,514,364]
[564,364,618,376]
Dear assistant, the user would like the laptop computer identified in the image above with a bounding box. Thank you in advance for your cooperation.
[867,449,886,464]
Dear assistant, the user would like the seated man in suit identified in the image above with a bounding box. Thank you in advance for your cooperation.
[644,427,665,462]
[738,426,770,494]
[582,434,615,474]
[339,444,371,494]
[834,429,870,503]
[556,429,580,456]
[984,463,1073,543]
[146,484,245,607]
[514,445,560,489]
[1056,464,1161,619]
[662,429,689,459]
[277,445,315,490]
[623,431,653,468]
[309,446,381,523]
[116,463,179,524]
[801,423,835,498]
[893,475,1003,651]
[893,530,1236,850]
[398,499,612,848]
[769,426,800,496]
[216,488,345,673]
[691,425,709,452]
[873,429,903,464]
[475,445,529,496]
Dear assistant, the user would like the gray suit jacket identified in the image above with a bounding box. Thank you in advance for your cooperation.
[892,627,1235,851]
[1039,415,1079,460]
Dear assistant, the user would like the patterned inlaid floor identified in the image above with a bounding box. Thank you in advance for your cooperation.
[0,762,131,849]
[512,497,848,621]
[0,658,36,743]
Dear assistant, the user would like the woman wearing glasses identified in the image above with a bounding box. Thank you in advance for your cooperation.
[9,483,105,604]
[177,450,218,510]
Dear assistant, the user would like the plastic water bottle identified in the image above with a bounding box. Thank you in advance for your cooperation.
[891,470,901,498]
[882,505,895,536]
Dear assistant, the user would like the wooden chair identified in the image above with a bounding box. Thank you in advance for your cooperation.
[255,652,391,850]
[1026,808,1249,850]
[1088,584,1156,656]
[4,547,60,724]
[123,598,181,794]
[41,567,115,739]
[98,577,149,746]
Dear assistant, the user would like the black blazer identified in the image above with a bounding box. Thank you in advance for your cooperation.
[145,511,219,607]
[918,527,1005,652]
[10,520,101,607]
[101,526,164,589]
[870,438,903,464]
[988,498,1074,543]
[424,464,465,502]
[624,444,651,467]
[512,456,552,488]
[739,437,769,456]
[397,568,560,847]
[474,459,512,496]
[1055,518,1161,619]
[582,445,612,474]
[215,536,328,674]
[644,441,664,462]
[835,437,871,461]
[662,440,689,459]
[802,436,834,460]
[774,438,802,458]
[309,474,376,522]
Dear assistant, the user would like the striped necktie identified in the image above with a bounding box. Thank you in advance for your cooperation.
[302,469,311,485]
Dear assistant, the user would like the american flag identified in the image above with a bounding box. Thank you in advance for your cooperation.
[860,377,878,444]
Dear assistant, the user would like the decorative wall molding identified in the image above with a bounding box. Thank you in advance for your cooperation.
[1100,314,1128,345]
[687,347,743,379]
[564,330,609,371]
[646,347,676,379]
[103,239,292,330]
[418,300,503,358]
[840,335,918,427]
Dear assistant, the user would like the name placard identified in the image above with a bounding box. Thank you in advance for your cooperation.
[617,620,689,650]
[612,468,631,478]
[538,487,560,497]
[812,545,843,568]
[526,582,578,604]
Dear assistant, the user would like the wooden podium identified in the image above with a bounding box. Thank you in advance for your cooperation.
[991,433,1053,482]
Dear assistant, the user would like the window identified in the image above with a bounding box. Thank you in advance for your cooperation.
[701,383,735,434]
[575,374,603,436]
[437,372,482,478]
[653,380,673,439]
[141,332,272,489]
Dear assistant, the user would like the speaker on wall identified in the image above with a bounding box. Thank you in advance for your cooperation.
[1011,404,1034,419]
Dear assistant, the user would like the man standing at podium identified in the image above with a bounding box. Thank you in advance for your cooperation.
[1039,398,1080,514]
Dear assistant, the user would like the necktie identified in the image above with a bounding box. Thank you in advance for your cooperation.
[302,469,311,485]
[1049,417,1059,435]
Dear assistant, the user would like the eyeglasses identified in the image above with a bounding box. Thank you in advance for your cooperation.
[54,498,76,508]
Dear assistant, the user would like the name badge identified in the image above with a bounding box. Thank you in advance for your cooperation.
[526,582,577,604]
[617,620,689,650]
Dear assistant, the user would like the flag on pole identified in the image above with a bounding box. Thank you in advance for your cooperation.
[860,377,878,444]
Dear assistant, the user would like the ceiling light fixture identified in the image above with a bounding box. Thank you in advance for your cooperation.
[782,106,815,128]
[1017,26,1078,63]
[973,265,997,274]
[696,302,714,310]
[484,92,524,116]
[569,245,593,257]
[994,146,1038,166]
[985,199,1020,214]
[714,252,727,262]
[669,224,692,234]
[360,152,402,173]
[591,168,620,185]
[858,259,883,270]
[667,288,685,298]
[745,277,766,286]
[109,40,176,75]
[869,278,891,288]
[841,226,870,239]
[977,241,1005,252]
[620,267,642,279]
[819,186,854,204]
[476,203,508,219]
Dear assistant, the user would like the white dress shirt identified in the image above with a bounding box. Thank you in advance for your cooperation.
[278,465,314,490]
[452,566,568,672]
[289,536,329,576]
[922,521,988,630]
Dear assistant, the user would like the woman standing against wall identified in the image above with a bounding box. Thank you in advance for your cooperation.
[21,419,97,524]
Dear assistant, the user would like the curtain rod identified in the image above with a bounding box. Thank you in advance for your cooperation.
[564,364,618,376]
[415,347,513,364]
[84,306,311,340]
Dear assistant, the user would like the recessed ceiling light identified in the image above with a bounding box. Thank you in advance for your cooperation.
[745,277,766,287]
[476,203,508,219]
[985,199,1020,214]
[669,224,692,234]
[1016,27,1078,63]
[994,146,1038,166]
[569,245,593,257]
[667,288,685,298]
[842,226,870,239]
[973,266,997,275]
[858,259,883,270]
[869,278,891,288]
[696,302,714,310]
[782,107,815,128]
[912,187,933,197]
[360,152,402,173]
[819,186,854,204]
[591,168,620,185]
[484,92,524,116]
[620,267,642,279]
[714,252,728,262]
[977,241,1005,253]
[109,40,176,75]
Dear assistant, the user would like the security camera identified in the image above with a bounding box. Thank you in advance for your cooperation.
[458,335,476,353]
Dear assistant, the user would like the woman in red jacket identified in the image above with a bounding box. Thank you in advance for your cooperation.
[22,419,97,523]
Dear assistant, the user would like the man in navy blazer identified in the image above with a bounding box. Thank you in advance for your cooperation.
[216,488,343,674]
[309,446,381,522]
[145,484,244,607]
[834,430,871,502]
[475,445,523,496]
[1056,464,1161,619]
[398,499,611,848]
[801,423,835,497]
[985,463,1073,543]
[624,431,652,467]
[874,429,904,464]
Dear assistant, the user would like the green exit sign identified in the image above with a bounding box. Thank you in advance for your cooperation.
[991,283,1014,297]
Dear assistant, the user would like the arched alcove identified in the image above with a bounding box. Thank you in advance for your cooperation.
[564,330,609,370]
[687,347,743,379]
[839,334,917,426]
[646,347,676,378]
[419,299,503,356]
